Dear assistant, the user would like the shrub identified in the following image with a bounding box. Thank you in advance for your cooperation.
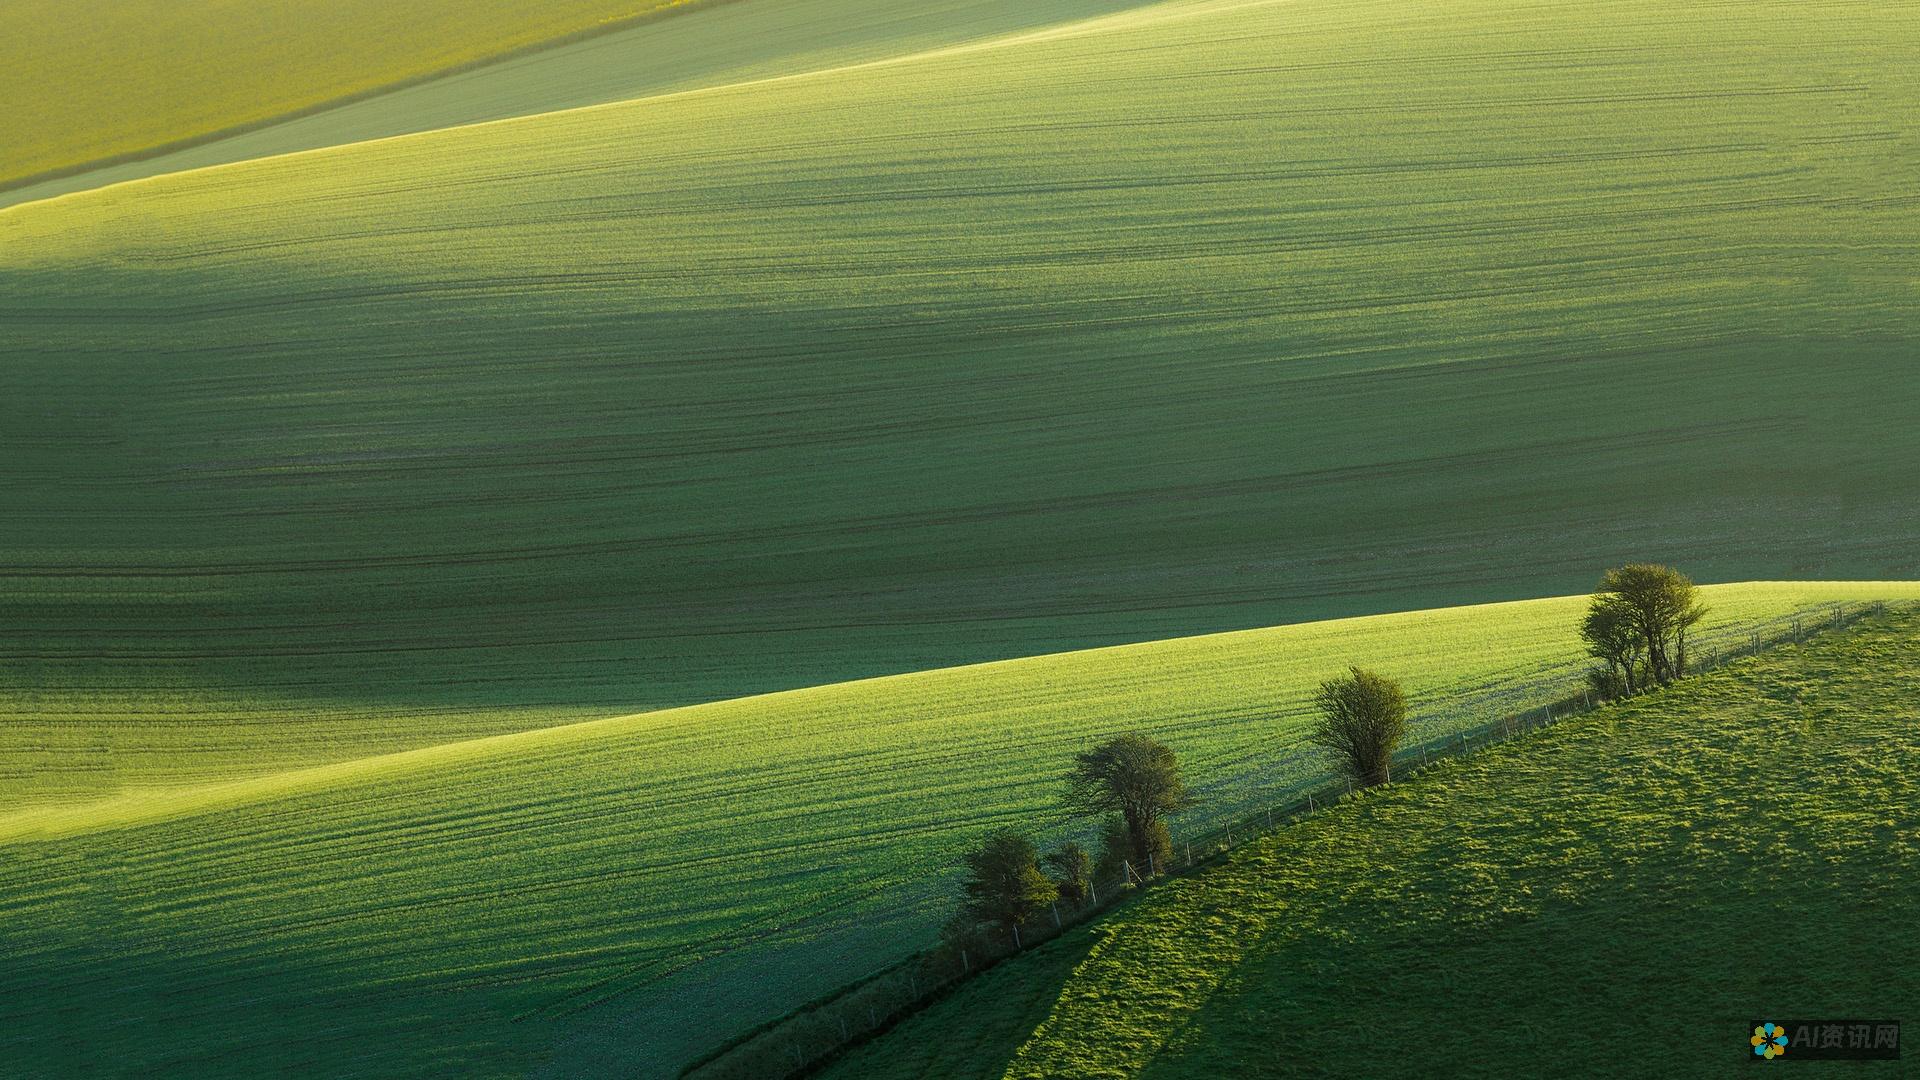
[1309,667,1407,788]
[958,828,1056,933]
[1045,841,1092,904]
[1581,596,1646,697]
[1586,664,1630,701]
[1092,813,1170,883]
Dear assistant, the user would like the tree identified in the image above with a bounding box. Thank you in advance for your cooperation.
[1309,667,1407,788]
[1063,733,1193,877]
[1045,841,1091,904]
[1580,596,1646,698]
[959,829,1055,933]
[1589,564,1706,687]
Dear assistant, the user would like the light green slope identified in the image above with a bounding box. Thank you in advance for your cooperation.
[5,0,1918,806]
[826,608,1920,1080]
[0,0,1164,210]
[0,584,1910,1077]
[0,0,704,191]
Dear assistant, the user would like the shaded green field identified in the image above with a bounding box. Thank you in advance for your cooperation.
[0,0,705,190]
[2,585,1897,1077]
[5,0,1918,808]
[0,0,1163,210]
[826,607,1920,1080]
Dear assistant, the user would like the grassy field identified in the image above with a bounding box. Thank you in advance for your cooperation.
[1,584,1903,1077]
[0,0,1165,210]
[825,607,1920,1080]
[5,0,1920,1072]
[0,0,711,190]
[5,0,1918,809]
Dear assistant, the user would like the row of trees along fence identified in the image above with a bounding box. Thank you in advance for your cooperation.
[682,598,1894,1080]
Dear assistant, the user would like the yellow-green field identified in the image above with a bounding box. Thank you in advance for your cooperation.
[0,0,1162,210]
[0,0,706,190]
[2,584,1912,1076]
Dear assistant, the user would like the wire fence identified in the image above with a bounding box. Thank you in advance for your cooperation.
[682,599,1898,1079]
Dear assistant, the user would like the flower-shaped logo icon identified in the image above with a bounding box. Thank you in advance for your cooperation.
[1752,1023,1789,1059]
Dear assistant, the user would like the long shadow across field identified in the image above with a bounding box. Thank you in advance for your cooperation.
[1139,812,1919,1078]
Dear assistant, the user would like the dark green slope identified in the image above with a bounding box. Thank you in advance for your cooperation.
[827,610,1920,1079]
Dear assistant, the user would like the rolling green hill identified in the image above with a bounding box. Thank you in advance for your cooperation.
[2,585,1900,1077]
[0,0,703,190]
[6,0,1920,1072]
[5,0,1918,810]
[825,606,1920,1080]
